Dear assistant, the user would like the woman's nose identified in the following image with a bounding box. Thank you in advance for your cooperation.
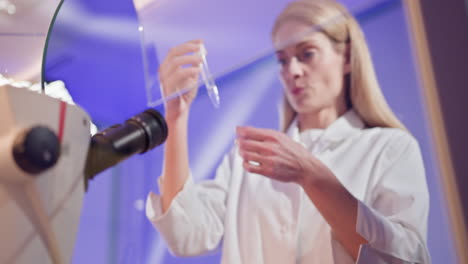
[287,57,303,78]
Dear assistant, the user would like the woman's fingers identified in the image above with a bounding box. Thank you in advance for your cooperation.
[239,149,278,170]
[236,126,280,142]
[236,127,284,173]
[161,66,200,96]
[239,150,264,163]
[159,40,204,103]
[158,40,204,121]
[238,139,276,156]
[243,160,264,175]
[160,40,202,77]
[166,40,202,59]
[159,54,203,78]
[242,158,276,177]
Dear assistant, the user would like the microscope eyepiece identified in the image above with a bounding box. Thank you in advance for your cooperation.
[126,109,168,153]
[84,108,168,183]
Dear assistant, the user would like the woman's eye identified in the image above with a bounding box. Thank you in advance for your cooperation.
[299,50,315,61]
[276,58,288,66]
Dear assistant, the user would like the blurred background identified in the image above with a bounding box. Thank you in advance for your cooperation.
[44,0,458,263]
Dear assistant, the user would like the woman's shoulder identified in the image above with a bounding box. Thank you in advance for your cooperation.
[361,126,416,143]
[360,126,420,160]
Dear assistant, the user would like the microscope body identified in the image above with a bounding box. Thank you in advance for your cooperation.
[0,85,91,264]
[0,0,168,262]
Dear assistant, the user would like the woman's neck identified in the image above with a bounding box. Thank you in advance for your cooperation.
[297,105,349,132]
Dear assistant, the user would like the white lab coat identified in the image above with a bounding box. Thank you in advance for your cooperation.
[146,109,431,263]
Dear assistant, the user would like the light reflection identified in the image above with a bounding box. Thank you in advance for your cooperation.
[0,0,16,15]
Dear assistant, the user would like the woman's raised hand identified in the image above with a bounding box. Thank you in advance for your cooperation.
[158,39,203,122]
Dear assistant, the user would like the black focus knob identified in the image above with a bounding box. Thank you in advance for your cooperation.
[13,126,61,175]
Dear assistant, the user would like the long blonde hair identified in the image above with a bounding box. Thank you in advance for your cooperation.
[272,0,406,132]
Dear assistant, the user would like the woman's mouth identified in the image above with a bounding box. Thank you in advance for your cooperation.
[291,87,304,96]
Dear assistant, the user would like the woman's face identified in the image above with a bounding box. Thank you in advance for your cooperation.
[274,20,349,114]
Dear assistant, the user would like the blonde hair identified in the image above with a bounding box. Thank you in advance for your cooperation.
[272,0,406,132]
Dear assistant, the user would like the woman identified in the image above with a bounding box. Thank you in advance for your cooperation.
[146,0,431,263]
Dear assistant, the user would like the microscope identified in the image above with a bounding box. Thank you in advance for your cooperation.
[0,0,167,263]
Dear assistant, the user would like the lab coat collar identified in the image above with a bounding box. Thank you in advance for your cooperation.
[287,109,365,145]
